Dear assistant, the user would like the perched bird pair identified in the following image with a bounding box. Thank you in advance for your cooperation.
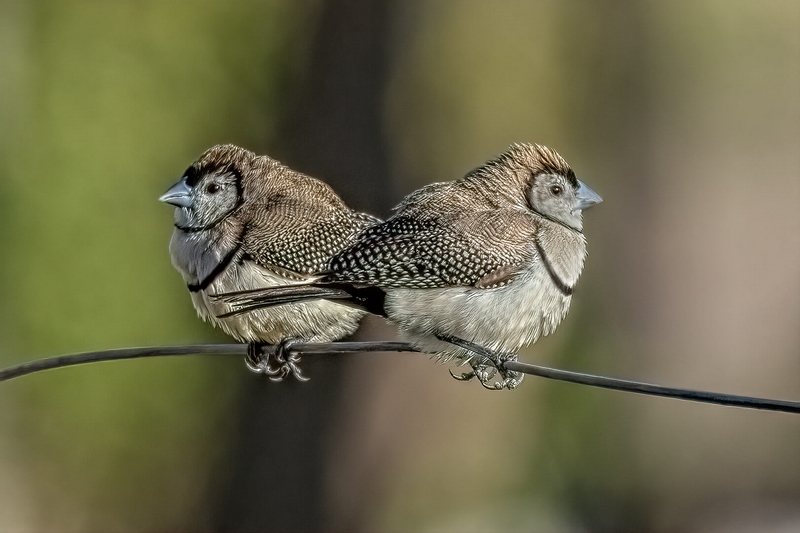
[160,143,602,389]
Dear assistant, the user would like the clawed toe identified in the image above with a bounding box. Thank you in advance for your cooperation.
[473,362,497,382]
[245,343,269,374]
[449,368,476,381]
[476,369,523,390]
[490,369,524,390]
[449,356,497,384]
[476,365,505,391]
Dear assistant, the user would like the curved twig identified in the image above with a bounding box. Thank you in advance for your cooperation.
[0,343,798,414]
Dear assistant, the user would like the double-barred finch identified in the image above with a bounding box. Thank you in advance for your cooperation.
[159,144,379,380]
[215,143,602,389]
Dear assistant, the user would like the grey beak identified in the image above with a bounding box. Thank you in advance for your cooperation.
[159,179,193,208]
[575,179,603,211]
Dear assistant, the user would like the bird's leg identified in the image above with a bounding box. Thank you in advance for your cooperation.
[436,334,523,390]
[267,339,310,383]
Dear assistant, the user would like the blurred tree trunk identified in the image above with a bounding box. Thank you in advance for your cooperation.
[210,2,393,532]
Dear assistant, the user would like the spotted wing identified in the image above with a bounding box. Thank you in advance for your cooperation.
[330,209,537,289]
[242,207,379,278]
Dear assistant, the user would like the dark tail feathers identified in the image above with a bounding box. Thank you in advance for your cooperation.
[211,283,387,318]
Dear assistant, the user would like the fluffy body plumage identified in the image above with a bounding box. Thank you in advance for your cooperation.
[161,144,378,348]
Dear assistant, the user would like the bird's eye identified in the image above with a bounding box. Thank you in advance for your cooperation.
[550,185,562,196]
[206,183,221,194]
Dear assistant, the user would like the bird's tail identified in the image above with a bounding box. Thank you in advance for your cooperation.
[210,283,387,318]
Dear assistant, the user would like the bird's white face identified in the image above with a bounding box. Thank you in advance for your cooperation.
[527,173,602,232]
[161,169,241,231]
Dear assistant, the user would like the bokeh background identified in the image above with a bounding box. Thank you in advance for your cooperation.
[1,1,799,532]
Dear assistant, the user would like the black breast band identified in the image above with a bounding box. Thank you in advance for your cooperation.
[534,239,574,297]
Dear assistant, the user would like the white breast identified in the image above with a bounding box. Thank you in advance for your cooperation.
[169,229,365,345]
[385,264,572,364]
[384,221,587,365]
[192,261,366,344]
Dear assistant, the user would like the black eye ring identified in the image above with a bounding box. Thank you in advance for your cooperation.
[206,183,220,194]
[550,185,562,196]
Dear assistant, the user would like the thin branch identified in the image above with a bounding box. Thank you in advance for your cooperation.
[1,343,798,415]
[0,342,411,382]
[0,345,246,381]
[503,361,800,414]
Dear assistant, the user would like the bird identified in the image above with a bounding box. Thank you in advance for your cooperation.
[213,143,602,389]
[159,144,380,381]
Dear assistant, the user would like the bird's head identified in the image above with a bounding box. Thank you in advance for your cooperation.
[487,143,602,231]
[159,144,251,232]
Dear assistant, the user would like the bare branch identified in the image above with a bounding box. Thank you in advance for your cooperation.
[0,342,413,382]
[1,343,798,415]
[0,345,246,381]
[503,361,800,414]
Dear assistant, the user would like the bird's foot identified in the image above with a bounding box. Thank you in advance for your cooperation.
[491,353,524,391]
[244,341,310,382]
[437,334,522,391]
[469,355,523,390]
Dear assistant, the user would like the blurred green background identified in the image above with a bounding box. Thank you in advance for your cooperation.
[1,1,799,532]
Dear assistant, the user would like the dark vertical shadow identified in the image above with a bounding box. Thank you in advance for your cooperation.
[210,2,393,532]
[279,2,395,216]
